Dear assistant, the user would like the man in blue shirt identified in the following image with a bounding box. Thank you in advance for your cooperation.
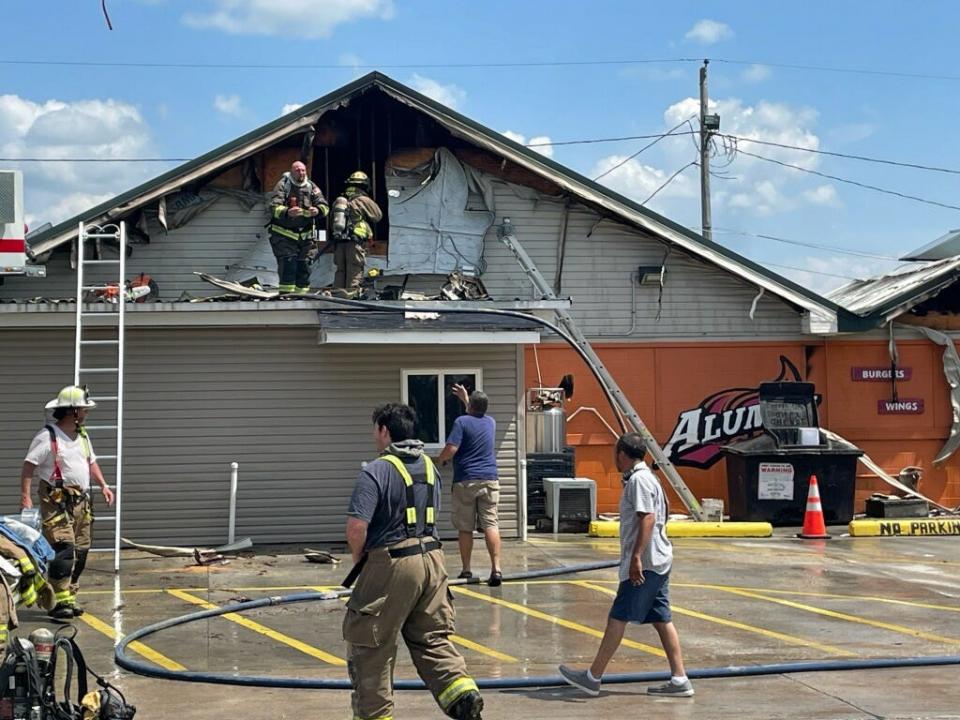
[437,386,502,586]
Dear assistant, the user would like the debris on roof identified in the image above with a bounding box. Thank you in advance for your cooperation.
[828,257,960,321]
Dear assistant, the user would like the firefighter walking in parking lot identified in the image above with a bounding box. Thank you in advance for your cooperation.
[20,386,115,620]
[343,403,483,720]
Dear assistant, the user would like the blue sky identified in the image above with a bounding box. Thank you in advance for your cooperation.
[4,0,960,292]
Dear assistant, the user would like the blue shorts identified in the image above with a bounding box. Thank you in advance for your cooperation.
[609,571,672,624]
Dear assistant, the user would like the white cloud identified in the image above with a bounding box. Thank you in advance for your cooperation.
[213,94,242,116]
[803,184,841,207]
[0,94,157,226]
[280,102,303,116]
[502,130,525,145]
[684,19,733,44]
[407,74,466,110]
[183,0,394,39]
[589,155,697,212]
[27,192,114,229]
[663,95,832,216]
[742,64,771,83]
[501,130,554,158]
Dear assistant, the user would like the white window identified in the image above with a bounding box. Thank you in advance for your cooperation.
[401,368,483,447]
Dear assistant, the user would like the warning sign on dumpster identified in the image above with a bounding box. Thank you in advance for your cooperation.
[758,463,795,500]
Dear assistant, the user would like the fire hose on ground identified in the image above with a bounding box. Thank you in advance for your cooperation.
[114,559,960,689]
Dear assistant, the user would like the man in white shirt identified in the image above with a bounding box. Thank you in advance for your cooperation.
[20,385,115,620]
[559,432,693,697]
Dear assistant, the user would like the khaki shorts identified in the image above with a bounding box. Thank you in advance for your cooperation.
[452,480,500,532]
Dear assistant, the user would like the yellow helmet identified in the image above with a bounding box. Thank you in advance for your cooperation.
[45,385,96,410]
[346,170,370,188]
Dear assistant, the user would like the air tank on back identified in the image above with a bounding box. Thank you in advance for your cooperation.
[525,387,567,453]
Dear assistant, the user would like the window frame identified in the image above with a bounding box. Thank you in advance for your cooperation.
[400,367,484,451]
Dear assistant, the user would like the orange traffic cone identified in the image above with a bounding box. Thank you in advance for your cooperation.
[798,474,830,539]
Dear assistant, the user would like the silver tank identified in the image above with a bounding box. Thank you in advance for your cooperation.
[526,388,566,453]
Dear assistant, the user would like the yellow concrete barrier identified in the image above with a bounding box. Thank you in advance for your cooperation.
[588,520,620,537]
[849,517,960,537]
[667,521,773,538]
[588,520,773,538]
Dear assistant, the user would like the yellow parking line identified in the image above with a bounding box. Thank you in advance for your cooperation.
[450,635,518,663]
[680,584,960,614]
[512,579,960,618]
[690,584,960,646]
[451,586,665,658]
[82,584,342,596]
[329,592,515,664]
[167,589,346,666]
[573,581,852,657]
[78,612,186,671]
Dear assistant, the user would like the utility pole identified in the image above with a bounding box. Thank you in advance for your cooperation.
[698,59,718,242]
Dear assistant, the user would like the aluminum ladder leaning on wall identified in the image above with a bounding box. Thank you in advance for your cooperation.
[74,221,126,572]
[496,219,705,521]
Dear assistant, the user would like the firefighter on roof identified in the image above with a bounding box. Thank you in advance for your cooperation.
[331,170,382,290]
[268,160,330,294]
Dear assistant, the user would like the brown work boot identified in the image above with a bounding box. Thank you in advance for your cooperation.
[448,690,483,720]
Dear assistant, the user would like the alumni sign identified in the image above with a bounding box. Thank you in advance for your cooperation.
[663,356,802,469]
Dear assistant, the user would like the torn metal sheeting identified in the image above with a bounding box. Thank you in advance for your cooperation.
[828,257,960,320]
[27,110,325,258]
[122,536,253,558]
[910,325,960,465]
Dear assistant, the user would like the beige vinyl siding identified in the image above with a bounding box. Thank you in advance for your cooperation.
[477,186,804,338]
[0,197,267,302]
[0,328,519,545]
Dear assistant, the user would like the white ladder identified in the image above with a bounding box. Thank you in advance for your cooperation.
[74,221,126,572]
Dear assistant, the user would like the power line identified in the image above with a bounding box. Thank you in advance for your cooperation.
[593,116,696,181]
[0,57,699,71]
[4,55,960,82]
[762,260,856,281]
[720,134,960,176]
[640,161,697,206]
[712,58,960,83]
[2,132,699,163]
[527,131,697,148]
[710,227,901,261]
[734,148,960,213]
[0,158,189,163]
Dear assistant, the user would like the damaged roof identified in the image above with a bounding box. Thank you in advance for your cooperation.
[828,257,960,323]
[25,71,864,332]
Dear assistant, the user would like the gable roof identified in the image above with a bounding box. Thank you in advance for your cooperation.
[26,71,861,332]
[828,257,960,323]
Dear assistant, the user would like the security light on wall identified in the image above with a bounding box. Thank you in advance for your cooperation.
[637,265,665,285]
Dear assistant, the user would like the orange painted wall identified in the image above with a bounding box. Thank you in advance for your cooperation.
[525,339,959,514]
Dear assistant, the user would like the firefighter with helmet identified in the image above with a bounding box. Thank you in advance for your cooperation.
[20,386,115,620]
[331,170,383,290]
[268,160,330,294]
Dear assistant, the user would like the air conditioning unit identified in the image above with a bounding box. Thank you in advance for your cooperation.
[0,169,43,277]
[542,477,596,536]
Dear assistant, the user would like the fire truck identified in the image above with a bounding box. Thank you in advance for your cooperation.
[0,169,45,278]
